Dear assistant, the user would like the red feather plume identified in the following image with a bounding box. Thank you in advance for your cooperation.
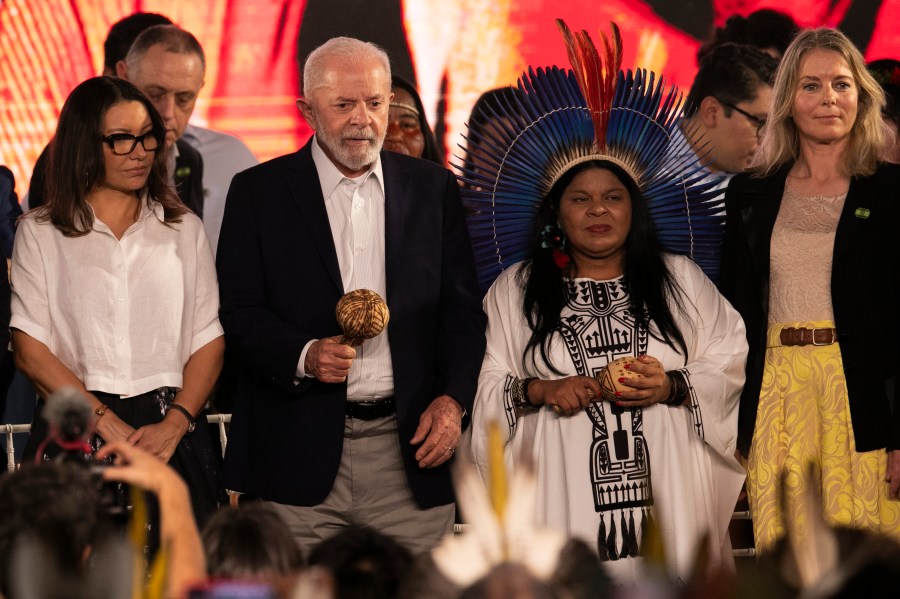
[555,19,622,150]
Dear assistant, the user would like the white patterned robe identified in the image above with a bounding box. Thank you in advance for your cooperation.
[469,255,747,584]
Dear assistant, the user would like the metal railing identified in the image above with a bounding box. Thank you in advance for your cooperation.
[3,422,31,472]
[3,414,232,471]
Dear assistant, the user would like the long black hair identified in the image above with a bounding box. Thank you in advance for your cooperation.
[520,160,688,374]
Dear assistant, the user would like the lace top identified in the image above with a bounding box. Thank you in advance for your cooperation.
[768,186,846,323]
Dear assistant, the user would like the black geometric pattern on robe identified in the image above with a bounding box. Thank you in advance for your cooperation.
[676,366,705,441]
[558,278,653,561]
[502,374,518,431]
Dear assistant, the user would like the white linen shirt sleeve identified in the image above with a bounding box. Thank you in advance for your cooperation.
[9,216,52,345]
[188,214,225,355]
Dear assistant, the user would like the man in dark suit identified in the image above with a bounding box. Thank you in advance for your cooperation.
[216,36,486,555]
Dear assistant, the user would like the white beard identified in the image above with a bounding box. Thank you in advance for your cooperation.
[317,123,386,173]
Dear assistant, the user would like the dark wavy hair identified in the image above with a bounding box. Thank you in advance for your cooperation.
[0,461,100,598]
[40,76,185,236]
[102,12,172,73]
[697,8,799,63]
[201,504,305,579]
[685,42,778,118]
[869,58,900,128]
[309,524,412,599]
[520,160,687,373]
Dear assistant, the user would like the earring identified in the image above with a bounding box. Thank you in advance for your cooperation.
[540,224,571,269]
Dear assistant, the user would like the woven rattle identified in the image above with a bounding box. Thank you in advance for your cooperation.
[335,289,390,345]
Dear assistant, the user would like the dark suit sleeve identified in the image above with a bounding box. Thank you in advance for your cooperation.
[893,285,900,451]
[717,174,759,457]
[890,174,900,450]
[216,169,314,393]
[717,178,740,303]
[433,171,486,414]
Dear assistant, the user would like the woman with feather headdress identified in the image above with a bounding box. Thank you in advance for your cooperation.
[464,21,747,585]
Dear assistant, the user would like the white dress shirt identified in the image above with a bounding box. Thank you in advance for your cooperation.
[297,138,394,400]
[10,197,224,397]
[182,124,259,256]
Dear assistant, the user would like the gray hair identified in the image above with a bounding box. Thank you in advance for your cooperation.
[125,24,206,73]
[302,36,391,97]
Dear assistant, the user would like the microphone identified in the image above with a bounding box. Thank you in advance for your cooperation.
[38,388,131,519]
[41,387,94,455]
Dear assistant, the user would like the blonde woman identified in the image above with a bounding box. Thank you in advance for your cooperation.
[720,27,900,552]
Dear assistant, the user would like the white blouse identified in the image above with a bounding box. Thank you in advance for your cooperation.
[10,198,224,397]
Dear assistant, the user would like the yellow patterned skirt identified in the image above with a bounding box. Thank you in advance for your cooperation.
[746,320,900,553]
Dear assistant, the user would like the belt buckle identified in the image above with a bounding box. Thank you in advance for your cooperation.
[811,327,832,346]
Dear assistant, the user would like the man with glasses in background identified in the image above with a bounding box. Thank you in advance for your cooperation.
[26,15,205,216]
[679,43,778,182]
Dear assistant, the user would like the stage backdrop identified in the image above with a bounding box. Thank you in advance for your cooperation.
[1,0,899,196]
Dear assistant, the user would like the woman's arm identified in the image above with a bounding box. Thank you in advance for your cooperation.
[97,441,206,599]
[129,336,224,462]
[11,329,136,443]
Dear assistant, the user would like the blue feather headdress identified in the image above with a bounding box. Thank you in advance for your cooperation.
[459,20,725,292]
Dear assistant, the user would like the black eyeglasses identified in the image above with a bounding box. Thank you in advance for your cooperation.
[718,100,767,137]
[101,131,162,155]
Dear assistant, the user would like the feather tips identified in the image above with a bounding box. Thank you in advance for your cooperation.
[431,422,567,587]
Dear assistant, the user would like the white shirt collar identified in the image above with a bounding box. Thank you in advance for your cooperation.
[85,192,166,235]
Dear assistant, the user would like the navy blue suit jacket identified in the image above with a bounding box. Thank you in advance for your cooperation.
[216,140,486,507]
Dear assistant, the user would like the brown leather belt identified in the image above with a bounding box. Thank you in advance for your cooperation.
[345,397,396,420]
[779,327,838,347]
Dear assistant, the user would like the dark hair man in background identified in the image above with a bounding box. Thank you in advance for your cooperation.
[680,43,779,181]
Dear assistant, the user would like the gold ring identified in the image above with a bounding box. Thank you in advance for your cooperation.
[551,404,562,414]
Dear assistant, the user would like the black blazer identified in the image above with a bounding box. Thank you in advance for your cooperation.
[216,140,486,507]
[720,163,900,456]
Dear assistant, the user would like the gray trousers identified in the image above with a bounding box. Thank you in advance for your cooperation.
[264,414,454,556]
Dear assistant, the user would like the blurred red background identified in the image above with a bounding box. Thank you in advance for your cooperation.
[1,0,898,195]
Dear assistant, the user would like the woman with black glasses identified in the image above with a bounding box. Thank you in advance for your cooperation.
[10,76,224,529]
